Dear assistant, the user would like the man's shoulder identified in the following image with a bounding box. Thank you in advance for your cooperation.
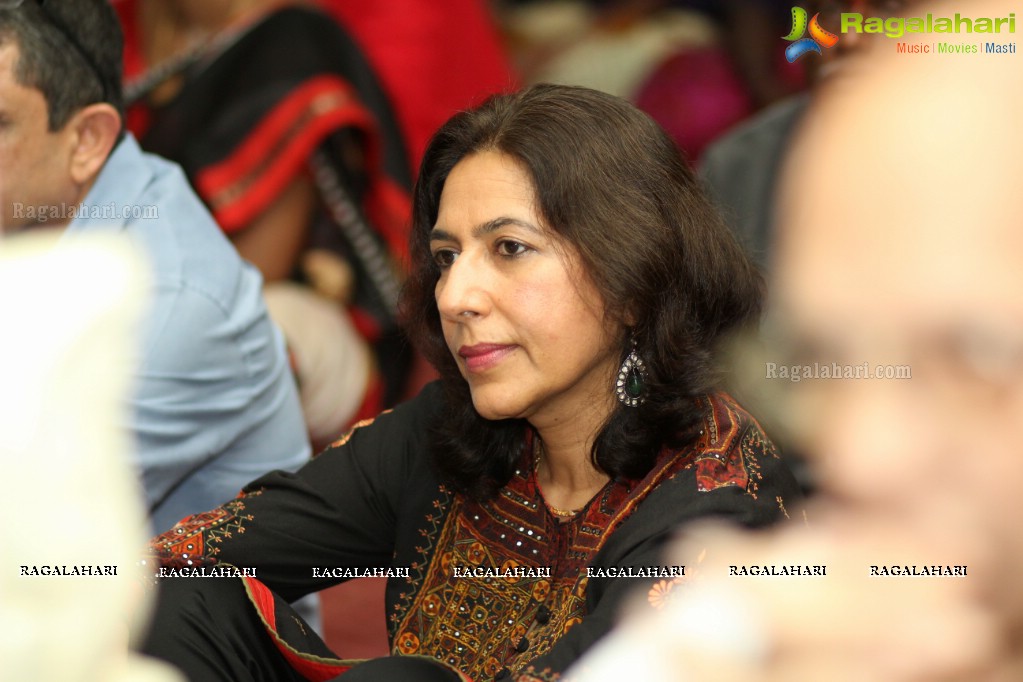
[104,139,251,303]
[121,144,227,244]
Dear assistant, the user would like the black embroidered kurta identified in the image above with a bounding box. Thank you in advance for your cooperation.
[149,382,800,681]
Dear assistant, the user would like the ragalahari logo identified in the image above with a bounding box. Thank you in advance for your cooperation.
[783,6,839,62]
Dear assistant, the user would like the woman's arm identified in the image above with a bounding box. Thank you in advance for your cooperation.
[229,173,318,283]
[146,383,444,603]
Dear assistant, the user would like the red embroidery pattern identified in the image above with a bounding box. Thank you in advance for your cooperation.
[150,493,261,568]
[390,392,766,679]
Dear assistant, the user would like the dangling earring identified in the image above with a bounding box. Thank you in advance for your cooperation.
[615,339,647,407]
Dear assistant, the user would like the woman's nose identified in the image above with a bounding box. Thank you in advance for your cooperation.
[435,254,489,321]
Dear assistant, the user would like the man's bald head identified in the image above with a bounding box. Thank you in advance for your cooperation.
[774,0,1023,625]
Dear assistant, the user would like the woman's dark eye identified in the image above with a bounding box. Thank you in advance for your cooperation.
[432,249,457,269]
[496,240,528,258]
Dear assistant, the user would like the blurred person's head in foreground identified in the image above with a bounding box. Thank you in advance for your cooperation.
[0,234,180,681]
[0,0,124,232]
[774,0,1023,634]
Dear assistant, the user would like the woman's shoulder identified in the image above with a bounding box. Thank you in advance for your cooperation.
[306,382,449,506]
[669,392,790,495]
[692,392,777,456]
[622,393,801,530]
[326,381,446,451]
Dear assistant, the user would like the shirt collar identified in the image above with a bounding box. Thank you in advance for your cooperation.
[66,133,153,234]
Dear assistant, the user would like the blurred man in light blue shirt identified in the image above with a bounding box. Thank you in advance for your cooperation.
[0,0,309,532]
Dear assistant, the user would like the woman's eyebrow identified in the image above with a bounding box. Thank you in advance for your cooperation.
[428,228,456,244]
[472,217,541,239]
[429,217,541,243]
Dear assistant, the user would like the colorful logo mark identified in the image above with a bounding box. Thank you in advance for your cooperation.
[783,6,839,62]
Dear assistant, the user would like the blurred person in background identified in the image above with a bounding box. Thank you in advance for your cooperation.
[567,1,1023,678]
[116,0,416,447]
[319,0,516,171]
[0,0,309,534]
[700,0,913,268]
[498,0,801,161]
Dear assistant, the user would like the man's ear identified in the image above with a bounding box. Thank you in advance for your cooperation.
[66,103,121,186]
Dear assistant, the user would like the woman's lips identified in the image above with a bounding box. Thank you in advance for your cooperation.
[458,343,517,372]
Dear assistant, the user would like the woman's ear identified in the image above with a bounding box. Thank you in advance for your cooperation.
[66,103,121,186]
[623,306,638,328]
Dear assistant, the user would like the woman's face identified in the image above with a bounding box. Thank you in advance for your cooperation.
[431,151,620,429]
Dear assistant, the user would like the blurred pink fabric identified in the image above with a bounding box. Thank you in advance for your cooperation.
[635,47,753,163]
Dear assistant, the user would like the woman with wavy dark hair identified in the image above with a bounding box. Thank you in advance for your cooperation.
[141,84,799,682]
